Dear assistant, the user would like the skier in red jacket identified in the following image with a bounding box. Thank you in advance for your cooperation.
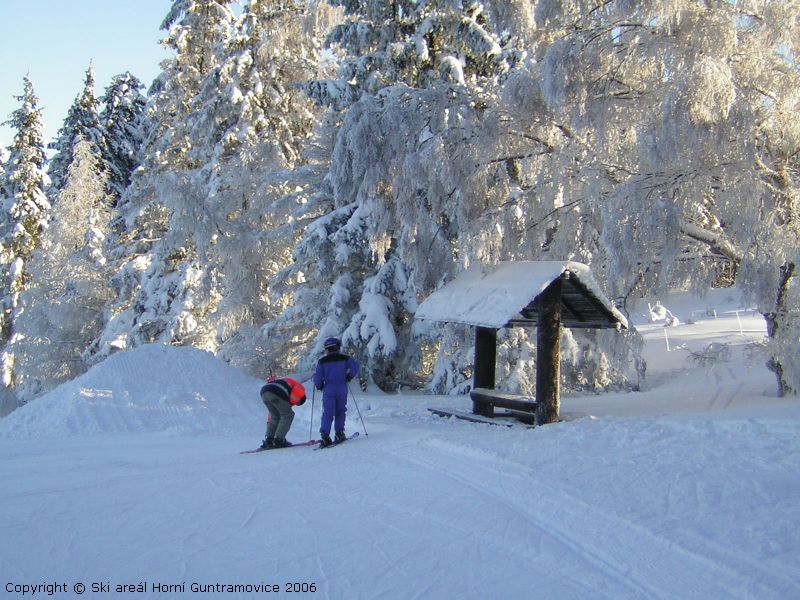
[259,375,307,449]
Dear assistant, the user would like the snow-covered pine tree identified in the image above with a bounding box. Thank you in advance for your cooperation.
[270,0,514,389]
[0,77,51,388]
[6,139,113,402]
[98,72,147,201]
[191,0,338,374]
[86,0,237,362]
[89,0,335,373]
[145,0,237,169]
[47,66,105,193]
[306,0,507,107]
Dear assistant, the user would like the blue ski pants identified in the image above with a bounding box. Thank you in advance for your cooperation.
[320,392,347,436]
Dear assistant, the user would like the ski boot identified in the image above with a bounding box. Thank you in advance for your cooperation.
[273,438,293,448]
[335,430,347,444]
[260,437,275,450]
[319,433,333,448]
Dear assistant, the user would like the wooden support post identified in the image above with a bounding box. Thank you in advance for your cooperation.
[473,326,496,417]
[536,279,562,425]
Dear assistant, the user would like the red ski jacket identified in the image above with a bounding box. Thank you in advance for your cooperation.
[261,377,307,406]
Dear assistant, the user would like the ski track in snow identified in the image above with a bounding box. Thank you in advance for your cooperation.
[2,413,799,599]
[387,434,794,600]
[387,442,668,599]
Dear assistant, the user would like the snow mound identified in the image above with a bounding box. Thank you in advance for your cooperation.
[0,344,263,438]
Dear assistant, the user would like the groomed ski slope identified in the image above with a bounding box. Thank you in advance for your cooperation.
[1,289,799,599]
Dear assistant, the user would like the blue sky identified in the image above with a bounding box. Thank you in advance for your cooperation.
[0,1,171,151]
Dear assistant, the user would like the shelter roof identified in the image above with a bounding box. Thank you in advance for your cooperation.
[415,261,628,330]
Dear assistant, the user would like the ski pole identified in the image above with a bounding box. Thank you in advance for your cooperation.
[348,382,368,437]
[309,386,316,441]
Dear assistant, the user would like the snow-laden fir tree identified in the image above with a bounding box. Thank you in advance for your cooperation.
[6,139,113,402]
[98,72,147,200]
[47,66,105,193]
[268,0,515,389]
[88,0,337,375]
[145,0,237,169]
[86,0,237,363]
[306,0,508,107]
[190,0,338,374]
[0,77,51,388]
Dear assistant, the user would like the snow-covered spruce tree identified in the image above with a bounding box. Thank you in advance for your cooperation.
[98,72,147,201]
[86,0,237,362]
[269,0,514,389]
[498,1,799,395]
[306,0,507,105]
[88,170,221,360]
[7,139,113,401]
[145,0,236,170]
[47,66,105,194]
[193,0,338,374]
[87,0,334,373]
[0,77,51,389]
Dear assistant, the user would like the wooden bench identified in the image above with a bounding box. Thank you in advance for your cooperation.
[470,387,537,425]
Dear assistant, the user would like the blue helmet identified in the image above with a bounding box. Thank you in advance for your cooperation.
[323,337,341,351]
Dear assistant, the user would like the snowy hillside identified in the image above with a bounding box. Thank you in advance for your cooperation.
[2,290,799,599]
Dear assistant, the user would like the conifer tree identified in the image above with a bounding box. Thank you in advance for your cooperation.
[7,139,112,401]
[306,0,507,108]
[193,0,336,373]
[47,66,104,193]
[144,0,236,168]
[89,1,339,372]
[0,77,51,387]
[87,0,237,362]
[98,72,146,200]
[269,0,512,388]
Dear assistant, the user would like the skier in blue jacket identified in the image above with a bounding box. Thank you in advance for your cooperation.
[314,337,359,447]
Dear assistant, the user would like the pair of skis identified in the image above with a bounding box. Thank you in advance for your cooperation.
[314,431,360,451]
[240,431,360,454]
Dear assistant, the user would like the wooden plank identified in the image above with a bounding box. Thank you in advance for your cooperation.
[473,326,497,417]
[500,408,536,425]
[428,408,515,427]
[470,388,537,413]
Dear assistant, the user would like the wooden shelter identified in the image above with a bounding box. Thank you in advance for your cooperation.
[416,261,628,425]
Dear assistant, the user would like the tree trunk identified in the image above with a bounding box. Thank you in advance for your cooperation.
[763,262,795,397]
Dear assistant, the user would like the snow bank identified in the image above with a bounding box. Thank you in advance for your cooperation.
[0,344,265,438]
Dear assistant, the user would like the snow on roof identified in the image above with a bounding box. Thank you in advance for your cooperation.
[415,261,628,330]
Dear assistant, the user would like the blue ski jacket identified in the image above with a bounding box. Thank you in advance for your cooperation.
[314,351,359,399]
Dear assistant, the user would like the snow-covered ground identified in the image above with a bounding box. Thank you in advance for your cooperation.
[2,289,799,599]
